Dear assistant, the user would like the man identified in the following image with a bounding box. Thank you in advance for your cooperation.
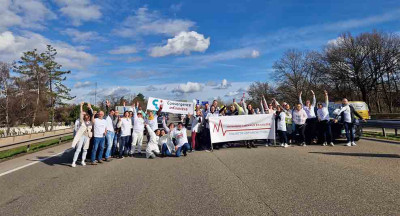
[131,102,145,155]
[299,90,317,144]
[334,98,366,146]
[104,100,115,162]
[292,103,308,146]
[173,122,191,157]
[90,110,107,165]
[317,91,334,147]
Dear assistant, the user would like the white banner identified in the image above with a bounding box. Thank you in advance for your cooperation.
[209,114,275,143]
[147,97,194,115]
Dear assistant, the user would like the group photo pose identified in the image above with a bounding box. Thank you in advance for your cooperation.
[70,90,367,167]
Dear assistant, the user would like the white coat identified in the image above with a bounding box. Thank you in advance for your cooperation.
[145,125,160,158]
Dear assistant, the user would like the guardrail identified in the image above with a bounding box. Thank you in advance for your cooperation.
[361,120,400,137]
[0,132,73,151]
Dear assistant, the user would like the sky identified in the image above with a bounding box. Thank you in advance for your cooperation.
[1,0,400,104]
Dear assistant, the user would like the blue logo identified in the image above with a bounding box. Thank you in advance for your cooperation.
[152,99,159,110]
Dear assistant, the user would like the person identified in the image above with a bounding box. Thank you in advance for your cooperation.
[172,122,191,157]
[190,110,203,151]
[117,110,132,159]
[292,103,308,146]
[275,106,289,148]
[90,109,107,165]
[284,103,294,144]
[334,98,366,146]
[244,101,257,148]
[317,90,334,146]
[162,117,176,157]
[111,110,120,157]
[226,104,238,116]
[158,129,168,154]
[131,102,145,156]
[147,105,163,131]
[104,100,115,162]
[205,105,220,151]
[299,90,317,145]
[71,102,93,167]
[123,101,135,154]
[145,124,161,159]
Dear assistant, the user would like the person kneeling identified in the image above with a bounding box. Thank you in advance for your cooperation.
[173,122,190,157]
[145,124,161,159]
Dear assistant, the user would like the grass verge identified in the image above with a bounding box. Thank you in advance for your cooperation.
[0,135,73,160]
[363,131,400,142]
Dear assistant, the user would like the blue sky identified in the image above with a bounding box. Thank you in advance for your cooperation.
[1,0,400,104]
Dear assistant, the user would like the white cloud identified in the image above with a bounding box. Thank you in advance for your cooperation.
[178,47,259,63]
[327,36,345,46]
[0,31,96,70]
[172,82,202,94]
[214,79,232,89]
[55,0,101,26]
[74,81,93,88]
[115,6,195,37]
[146,85,167,91]
[109,45,138,55]
[61,28,104,43]
[0,0,55,30]
[150,31,210,57]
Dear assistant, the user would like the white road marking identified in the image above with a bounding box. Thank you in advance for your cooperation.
[0,149,73,178]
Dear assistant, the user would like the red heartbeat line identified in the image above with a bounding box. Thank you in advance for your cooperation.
[213,119,271,136]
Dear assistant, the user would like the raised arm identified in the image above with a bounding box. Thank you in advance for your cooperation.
[105,100,110,116]
[260,100,265,114]
[162,116,170,133]
[242,100,248,115]
[145,124,156,140]
[123,101,126,112]
[311,90,316,107]
[79,102,84,122]
[324,90,329,107]
[299,91,303,106]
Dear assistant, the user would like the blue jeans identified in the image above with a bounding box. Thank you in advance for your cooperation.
[112,132,120,156]
[161,143,172,156]
[176,143,190,157]
[105,131,115,159]
[91,137,105,162]
[344,122,354,142]
[119,136,130,157]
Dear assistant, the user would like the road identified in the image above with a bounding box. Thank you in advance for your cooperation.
[0,139,399,216]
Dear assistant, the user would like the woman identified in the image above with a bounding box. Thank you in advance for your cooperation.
[244,102,257,148]
[117,110,132,159]
[317,90,334,146]
[190,110,203,151]
[292,103,308,146]
[71,102,93,167]
[131,102,145,156]
[145,124,161,159]
[162,117,176,157]
[275,106,289,148]
[173,122,191,157]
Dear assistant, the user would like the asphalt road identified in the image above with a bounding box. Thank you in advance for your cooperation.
[0,139,399,216]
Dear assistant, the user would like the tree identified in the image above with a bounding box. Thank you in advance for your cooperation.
[247,81,276,106]
[0,62,12,135]
[14,49,46,127]
[42,45,74,131]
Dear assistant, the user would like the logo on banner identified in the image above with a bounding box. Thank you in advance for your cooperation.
[152,99,163,110]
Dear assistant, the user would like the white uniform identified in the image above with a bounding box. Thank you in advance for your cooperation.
[131,108,144,154]
[162,120,176,154]
[173,128,188,148]
[93,118,107,138]
[277,112,287,131]
[145,125,160,158]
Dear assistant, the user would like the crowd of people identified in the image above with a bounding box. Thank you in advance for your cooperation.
[71,90,366,167]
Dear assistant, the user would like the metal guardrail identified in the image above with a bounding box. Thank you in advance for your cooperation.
[0,132,73,151]
[361,120,400,137]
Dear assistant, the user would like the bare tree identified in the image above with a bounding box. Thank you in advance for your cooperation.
[0,62,12,135]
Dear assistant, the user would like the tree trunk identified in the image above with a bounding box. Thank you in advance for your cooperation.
[49,78,54,131]
[32,72,40,128]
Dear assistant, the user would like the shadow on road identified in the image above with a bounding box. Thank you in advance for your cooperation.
[34,150,74,166]
[309,152,400,158]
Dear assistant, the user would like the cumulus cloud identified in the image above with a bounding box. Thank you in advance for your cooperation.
[0,31,96,69]
[214,79,232,89]
[150,31,210,57]
[74,81,93,88]
[55,0,101,26]
[0,0,56,30]
[109,45,138,55]
[115,6,195,37]
[61,28,104,43]
[172,82,202,94]
[224,87,246,98]
[179,47,260,63]
[327,36,345,46]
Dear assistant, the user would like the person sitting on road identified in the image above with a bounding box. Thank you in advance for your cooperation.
[161,117,176,157]
[71,102,93,167]
[172,122,191,157]
[145,124,161,159]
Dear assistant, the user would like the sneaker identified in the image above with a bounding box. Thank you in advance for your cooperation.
[265,144,269,147]
[301,142,306,146]
[71,163,76,168]
[329,142,335,147]
[346,142,352,146]
[81,161,86,166]
[97,160,103,164]
[117,156,124,159]
[351,142,357,146]
[280,143,284,147]
[205,150,211,152]
[89,162,97,165]
[322,142,327,146]
[104,158,112,162]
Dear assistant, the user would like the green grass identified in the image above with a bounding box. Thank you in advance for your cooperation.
[0,135,73,160]
[363,131,400,142]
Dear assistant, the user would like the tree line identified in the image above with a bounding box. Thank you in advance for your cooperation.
[248,31,400,113]
[0,45,73,135]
